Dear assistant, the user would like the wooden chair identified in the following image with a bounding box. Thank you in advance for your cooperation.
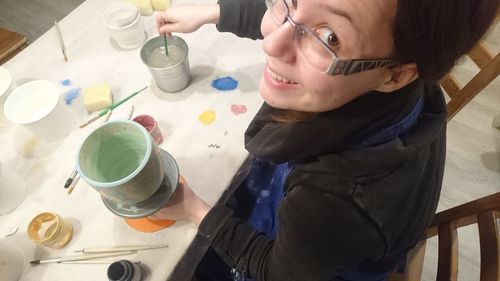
[387,192,500,281]
[440,40,500,121]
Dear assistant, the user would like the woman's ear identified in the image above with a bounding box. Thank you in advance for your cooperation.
[375,63,419,93]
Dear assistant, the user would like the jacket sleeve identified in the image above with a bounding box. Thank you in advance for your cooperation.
[198,180,387,281]
[216,0,267,40]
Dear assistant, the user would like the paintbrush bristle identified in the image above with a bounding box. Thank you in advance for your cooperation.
[30,260,41,265]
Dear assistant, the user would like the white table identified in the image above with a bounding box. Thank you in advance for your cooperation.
[0,0,264,280]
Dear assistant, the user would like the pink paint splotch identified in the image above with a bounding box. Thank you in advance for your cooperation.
[231,104,247,115]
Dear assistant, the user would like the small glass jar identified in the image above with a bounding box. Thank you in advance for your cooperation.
[107,260,142,281]
[27,212,73,248]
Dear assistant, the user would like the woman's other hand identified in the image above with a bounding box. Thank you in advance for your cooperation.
[148,177,212,225]
[156,4,220,36]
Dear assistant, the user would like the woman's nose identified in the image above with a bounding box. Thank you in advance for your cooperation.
[261,14,297,64]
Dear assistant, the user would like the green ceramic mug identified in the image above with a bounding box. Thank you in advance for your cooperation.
[76,120,165,204]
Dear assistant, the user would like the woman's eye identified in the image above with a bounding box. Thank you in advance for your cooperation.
[316,27,340,48]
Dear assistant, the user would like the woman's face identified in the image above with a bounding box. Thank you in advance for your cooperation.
[260,0,398,112]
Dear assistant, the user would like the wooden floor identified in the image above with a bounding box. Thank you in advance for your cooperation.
[0,2,499,281]
[0,0,84,44]
[422,22,500,281]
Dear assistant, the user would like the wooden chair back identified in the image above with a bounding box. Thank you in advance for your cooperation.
[388,192,500,281]
[440,41,500,121]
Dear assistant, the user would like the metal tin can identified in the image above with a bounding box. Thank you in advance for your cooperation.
[140,36,190,93]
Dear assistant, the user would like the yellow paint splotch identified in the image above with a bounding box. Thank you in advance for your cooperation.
[198,110,216,125]
[22,137,40,157]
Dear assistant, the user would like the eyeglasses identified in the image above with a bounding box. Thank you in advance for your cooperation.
[265,0,400,76]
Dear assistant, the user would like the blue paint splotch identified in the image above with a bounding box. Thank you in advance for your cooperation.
[211,76,238,91]
[61,79,71,86]
[64,88,81,104]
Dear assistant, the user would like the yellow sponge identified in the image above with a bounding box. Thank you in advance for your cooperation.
[83,84,112,112]
[152,0,170,11]
[126,0,153,16]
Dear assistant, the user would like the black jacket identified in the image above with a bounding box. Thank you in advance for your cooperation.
[198,1,447,280]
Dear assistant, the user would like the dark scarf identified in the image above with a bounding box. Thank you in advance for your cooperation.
[244,80,423,163]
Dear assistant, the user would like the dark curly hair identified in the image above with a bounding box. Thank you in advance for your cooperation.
[393,0,499,84]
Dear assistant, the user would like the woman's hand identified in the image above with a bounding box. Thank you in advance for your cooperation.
[156,4,220,36]
[148,177,212,225]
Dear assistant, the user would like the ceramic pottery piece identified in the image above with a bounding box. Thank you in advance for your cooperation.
[132,114,163,145]
[103,3,147,49]
[101,149,179,219]
[77,120,165,205]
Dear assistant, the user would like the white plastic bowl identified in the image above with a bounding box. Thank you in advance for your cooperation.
[4,80,74,142]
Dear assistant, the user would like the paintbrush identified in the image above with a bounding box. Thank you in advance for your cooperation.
[127,105,135,120]
[67,174,80,194]
[79,86,147,128]
[74,244,168,253]
[163,34,169,56]
[30,250,136,265]
[60,260,141,264]
[64,168,78,188]
[54,20,68,62]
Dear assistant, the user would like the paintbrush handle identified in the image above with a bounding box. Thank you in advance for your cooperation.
[64,168,78,188]
[79,87,147,128]
[164,34,169,56]
[97,87,147,117]
[67,174,80,195]
[110,86,147,110]
[79,114,102,128]
[58,250,137,263]
[79,244,168,253]
[54,21,68,61]
[60,260,141,264]
[33,251,137,265]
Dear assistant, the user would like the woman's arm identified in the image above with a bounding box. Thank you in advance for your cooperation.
[156,0,267,40]
[156,4,220,36]
[216,0,267,40]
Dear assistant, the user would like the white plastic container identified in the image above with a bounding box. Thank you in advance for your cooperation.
[3,80,75,142]
[0,161,26,215]
[0,67,16,127]
[0,240,25,281]
[103,3,147,49]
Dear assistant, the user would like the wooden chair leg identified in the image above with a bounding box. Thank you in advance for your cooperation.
[387,240,427,281]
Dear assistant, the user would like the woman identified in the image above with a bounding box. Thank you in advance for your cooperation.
[152,0,499,280]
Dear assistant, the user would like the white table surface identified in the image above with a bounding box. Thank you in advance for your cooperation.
[0,0,265,280]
